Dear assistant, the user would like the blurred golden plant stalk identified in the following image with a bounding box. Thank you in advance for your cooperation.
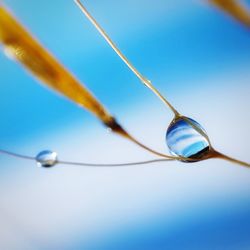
[210,0,250,27]
[0,4,113,125]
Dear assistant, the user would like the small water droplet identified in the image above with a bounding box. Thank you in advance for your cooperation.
[36,150,58,167]
[166,117,210,160]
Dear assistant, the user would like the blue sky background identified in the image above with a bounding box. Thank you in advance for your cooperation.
[0,0,250,249]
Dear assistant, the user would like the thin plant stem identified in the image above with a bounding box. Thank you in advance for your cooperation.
[0,149,174,167]
[75,0,180,116]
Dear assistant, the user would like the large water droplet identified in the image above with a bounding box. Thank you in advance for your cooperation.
[36,150,58,167]
[166,117,210,160]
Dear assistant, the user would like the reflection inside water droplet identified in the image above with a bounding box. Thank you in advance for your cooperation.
[36,150,58,167]
[166,117,210,161]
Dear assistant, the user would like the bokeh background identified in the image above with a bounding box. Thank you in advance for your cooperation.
[1,0,250,249]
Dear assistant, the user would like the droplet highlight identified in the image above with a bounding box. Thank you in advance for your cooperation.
[36,150,58,167]
[166,117,210,160]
